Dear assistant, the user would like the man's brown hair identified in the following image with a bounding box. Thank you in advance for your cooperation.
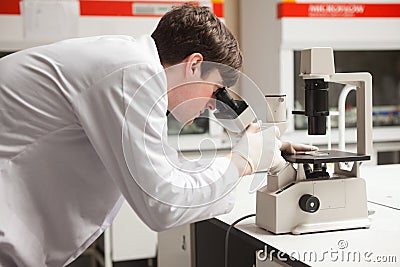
[151,3,242,87]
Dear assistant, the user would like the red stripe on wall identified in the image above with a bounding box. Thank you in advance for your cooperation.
[278,3,400,18]
[0,0,221,17]
[80,1,134,16]
[213,2,224,18]
[0,0,20,14]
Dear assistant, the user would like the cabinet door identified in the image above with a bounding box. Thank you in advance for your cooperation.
[111,201,157,261]
[158,224,194,267]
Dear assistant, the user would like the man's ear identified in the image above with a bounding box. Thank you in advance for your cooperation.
[185,53,203,78]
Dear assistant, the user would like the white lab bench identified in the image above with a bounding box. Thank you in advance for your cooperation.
[191,164,400,267]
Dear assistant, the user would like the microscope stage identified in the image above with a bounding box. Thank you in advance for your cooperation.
[283,150,370,164]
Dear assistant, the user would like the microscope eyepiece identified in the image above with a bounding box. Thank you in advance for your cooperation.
[214,87,240,111]
[213,87,248,119]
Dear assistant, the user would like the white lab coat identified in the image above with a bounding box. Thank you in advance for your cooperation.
[0,35,239,266]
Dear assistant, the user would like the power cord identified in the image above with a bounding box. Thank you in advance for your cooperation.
[368,200,400,211]
[222,200,397,267]
[224,214,256,267]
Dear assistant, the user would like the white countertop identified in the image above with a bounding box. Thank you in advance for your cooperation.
[217,164,400,266]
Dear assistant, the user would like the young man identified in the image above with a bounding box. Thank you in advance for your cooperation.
[0,4,315,266]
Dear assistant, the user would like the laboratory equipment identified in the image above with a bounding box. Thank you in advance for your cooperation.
[256,47,373,234]
[213,87,287,133]
[213,88,287,193]
[213,87,255,133]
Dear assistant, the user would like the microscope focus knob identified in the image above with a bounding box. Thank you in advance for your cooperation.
[299,194,320,213]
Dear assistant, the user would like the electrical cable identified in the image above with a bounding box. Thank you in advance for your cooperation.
[368,200,400,211]
[222,201,397,267]
[224,214,256,267]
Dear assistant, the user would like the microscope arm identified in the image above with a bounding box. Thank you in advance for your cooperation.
[329,72,373,157]
[338,85,356,151]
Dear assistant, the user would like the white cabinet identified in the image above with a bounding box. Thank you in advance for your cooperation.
[157,224,195,267]
[105,201,157,266]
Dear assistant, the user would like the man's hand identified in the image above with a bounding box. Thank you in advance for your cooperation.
[231,124,283,176]
[280,142,318,155]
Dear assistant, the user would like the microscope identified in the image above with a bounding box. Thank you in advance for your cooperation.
[256,47,373,234]
[214,47,373,235]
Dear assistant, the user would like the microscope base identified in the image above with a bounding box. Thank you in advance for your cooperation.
[291,218,371,235]
[256,177,370,235]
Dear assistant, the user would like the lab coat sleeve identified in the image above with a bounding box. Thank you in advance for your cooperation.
[72,64,240,231]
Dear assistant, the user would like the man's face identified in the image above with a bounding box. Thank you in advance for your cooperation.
[166,57,223,124]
